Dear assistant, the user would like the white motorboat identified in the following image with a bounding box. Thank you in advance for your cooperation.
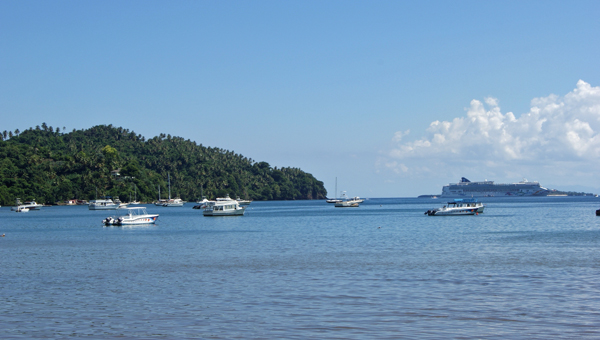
[203,199,246,216]
[236,197,252,206]
[193,197,212,209]
[114,198,128,209]
[89,198,119,210]
[334,192,364,207]
[11,199,43,211]
[196,197,210,204]
[103,207,159,226]
[425,198,485,216]
[163,198,185,207]
[15,207,30,212]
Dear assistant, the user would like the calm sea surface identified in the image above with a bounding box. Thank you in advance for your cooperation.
[1,197,600,339]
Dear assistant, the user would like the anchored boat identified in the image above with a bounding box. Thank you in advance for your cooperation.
[425,198,485,216]
[103,207,159,226]
[203,198,246,216]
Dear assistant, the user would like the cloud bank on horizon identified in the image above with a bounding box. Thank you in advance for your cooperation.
[383,80,600,187]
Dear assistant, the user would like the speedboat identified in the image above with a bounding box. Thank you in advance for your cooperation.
[89,198,119,210]
[236,197,252,206]
[425,198,485,216]
[193,197,213,209]
[114,198,129,209]
[11,200,43,211]
[103,207,159,226]
[203,199,246,216]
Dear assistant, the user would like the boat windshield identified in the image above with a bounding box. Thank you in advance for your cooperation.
[126,207,148,215]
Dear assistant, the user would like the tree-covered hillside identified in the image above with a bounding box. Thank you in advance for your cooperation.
[0,124,327,205]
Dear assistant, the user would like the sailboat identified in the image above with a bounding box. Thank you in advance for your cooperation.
[162,173,185,207]
[154,185,167,206]
[130,185,141,205]
[326,177,342,203]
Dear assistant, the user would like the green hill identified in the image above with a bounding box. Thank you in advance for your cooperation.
[0,124,327,205]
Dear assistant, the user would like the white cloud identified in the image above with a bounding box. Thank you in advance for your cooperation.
[382,80,600,185]
[392,129,410,142]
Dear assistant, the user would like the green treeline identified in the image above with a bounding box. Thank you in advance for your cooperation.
[0,124,327,205]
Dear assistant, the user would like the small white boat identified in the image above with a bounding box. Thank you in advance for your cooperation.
[130,185,141,204]
[334,192,364,207]
[155,184,166,205]
[114,198,129,209]
[203,199,246,216]
[11,200,43,211]
[327,177,341,203]
[425,198,485,216]
[15,207,30,212]
[197,197,210,204]
[193,197,212,209]
[236,197,252,206]
[89,198,120,210]
[103,207,159,226]
[163,198,185,207]
[162,173,185,207]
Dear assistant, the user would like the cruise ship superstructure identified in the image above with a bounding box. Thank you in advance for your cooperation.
[441,177,549,197]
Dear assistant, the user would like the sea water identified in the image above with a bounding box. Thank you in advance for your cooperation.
[1,197,599,339]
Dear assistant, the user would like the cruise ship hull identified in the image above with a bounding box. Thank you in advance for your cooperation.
[440,177,549,197]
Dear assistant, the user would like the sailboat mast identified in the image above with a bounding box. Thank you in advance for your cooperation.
[168,173,172,200]
[335,177,337,199]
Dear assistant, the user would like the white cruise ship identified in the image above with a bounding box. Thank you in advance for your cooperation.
[441,177,549,197]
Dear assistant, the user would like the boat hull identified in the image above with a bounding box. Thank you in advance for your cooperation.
[119,215,159,225]
[335,202,359,207]
[103,214,159,226]
[89,204,119,210]
[425,198,485,216]
[426,209,478,216]
[11,203,42,211]
[163,203,184,207]
[203,208,245,216]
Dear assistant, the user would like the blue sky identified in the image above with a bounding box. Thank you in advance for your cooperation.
[2,0,600,197]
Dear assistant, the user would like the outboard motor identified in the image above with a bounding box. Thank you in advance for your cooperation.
[103,216,114,226]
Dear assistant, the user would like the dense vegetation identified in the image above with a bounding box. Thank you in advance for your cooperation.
[0,124,327,205]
